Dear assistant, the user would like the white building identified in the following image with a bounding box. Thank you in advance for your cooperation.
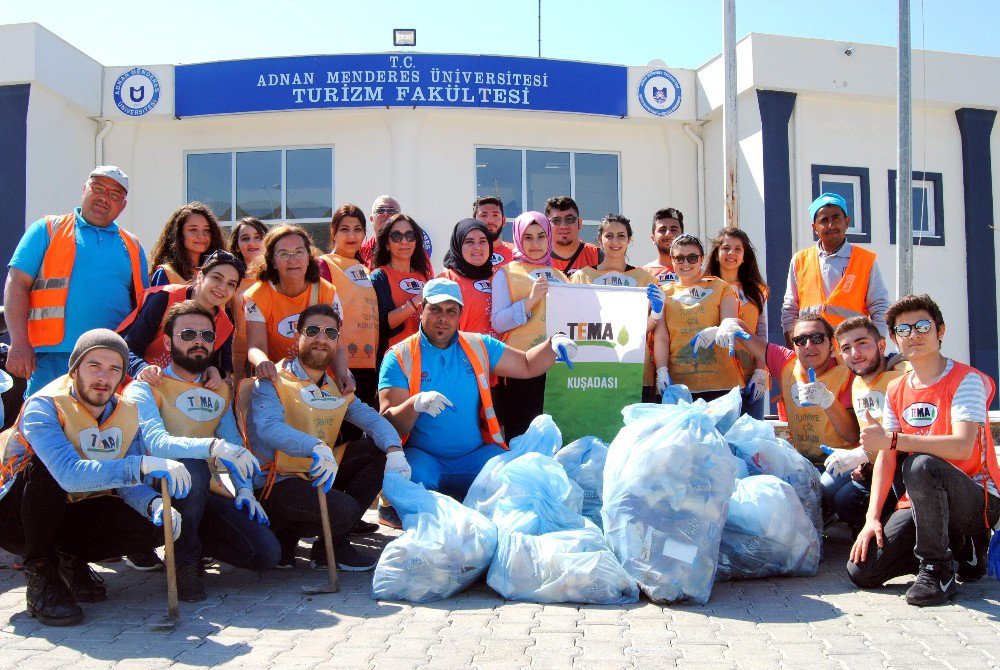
[1,23,998,391]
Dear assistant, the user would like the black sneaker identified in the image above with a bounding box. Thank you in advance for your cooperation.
[906,562,958,606]
[377,504,402,530]
[57,553,106,603]
[956,531,989,583]
[276,556,296,570]
[334,543,380,572]
[176,565,207,602]
[350,519,380,535]
[124,551,163,572]
[24,558,83,626]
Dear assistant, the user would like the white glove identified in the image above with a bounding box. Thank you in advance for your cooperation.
[715,318,745,355]
[234,487,270,526]
[746,369,768,402]
[797,381,836,409]
[414,391,454,417]
[210,440,261,481]
[384,450,412,479]
[689,326,719,356]
[140,456,192,498]
[822,445,870,477]
[551,333,578,368]
[310,444,338,493]
[150,497,182,541]
[655,367,672,394]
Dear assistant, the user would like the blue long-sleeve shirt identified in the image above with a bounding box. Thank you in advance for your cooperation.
[247,357,401,490]
[0,391,158,519]
[123,365,251,490]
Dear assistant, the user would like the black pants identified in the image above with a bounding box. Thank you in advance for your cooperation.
[847,453,1000,587]
[0,456,160,563]
[259,438,385,555]
[497,374,546,441]
[338,367,378,443]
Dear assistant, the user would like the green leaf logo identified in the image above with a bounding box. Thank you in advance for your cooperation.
[617,327,629,346]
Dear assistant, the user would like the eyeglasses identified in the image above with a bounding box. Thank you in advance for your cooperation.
[274,248,309,262]
[388,230,417,243]
[88,183,126,203]
[302,325,340,340]
[202,249,246,275]
[550,216,578,227]
[671,253,703,265]
[893,319,933,338]
[791,332,828,347]
[374,206,400,215]
[178,329,217,344]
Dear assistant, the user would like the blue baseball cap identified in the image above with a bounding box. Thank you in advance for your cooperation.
[809,193,848,221]
[422,277,463,306]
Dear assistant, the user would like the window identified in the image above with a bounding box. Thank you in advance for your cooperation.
[476,147,621,243]
[888,171,945,246]
[186,147,334,249]
[810,165,871,243]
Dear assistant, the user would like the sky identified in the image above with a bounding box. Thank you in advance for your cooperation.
[1,0,997,68]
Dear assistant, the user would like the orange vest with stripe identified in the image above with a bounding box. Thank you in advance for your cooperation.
[243,280,337,361]
[888,362,1000,512]
[28,214,145,347]
[153,263,186,285]
[793,245,876,328]
[390,332,507,449]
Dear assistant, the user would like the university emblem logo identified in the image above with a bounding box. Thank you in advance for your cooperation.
[638,69,682,117]
[113,67,160,117]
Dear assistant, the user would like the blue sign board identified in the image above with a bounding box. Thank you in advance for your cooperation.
[175,54,627,118]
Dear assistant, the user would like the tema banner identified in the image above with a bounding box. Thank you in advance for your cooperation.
[544,283,648,443]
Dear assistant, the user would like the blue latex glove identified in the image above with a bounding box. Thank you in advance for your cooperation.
[988,531,1000,579]
[801,367,817,407]
[234,487,270,526]
[646,284,664,317]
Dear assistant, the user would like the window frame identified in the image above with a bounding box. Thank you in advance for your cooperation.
[810,164,871,244]
[888,170,945,247]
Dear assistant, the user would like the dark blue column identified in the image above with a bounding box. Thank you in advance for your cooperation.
[955,108,998,408]
[756,89,797,345]
[0,84,30,271]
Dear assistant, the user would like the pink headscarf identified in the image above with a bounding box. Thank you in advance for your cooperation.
[512,211,553,267]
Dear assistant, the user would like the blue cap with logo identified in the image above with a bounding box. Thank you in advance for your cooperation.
[422,277,464,306]
[809,192,848,221]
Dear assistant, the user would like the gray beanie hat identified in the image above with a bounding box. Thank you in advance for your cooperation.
[69,329,130,379]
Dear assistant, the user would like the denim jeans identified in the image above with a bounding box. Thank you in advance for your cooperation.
[820,470,871,529]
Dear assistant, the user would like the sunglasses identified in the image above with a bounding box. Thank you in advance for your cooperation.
[791,332,828,347]
[375,206,400,215]
[178,329,217,344]
[388,230,417,243]
[671,253,703,265]
[893,319,933,338]
[302,325,340,340]
[550,215,578,227]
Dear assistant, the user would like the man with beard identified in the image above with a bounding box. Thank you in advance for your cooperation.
[642,208,685,286]
[245,303,403,571]
[474,196,514,269]
[0,329,190,626]
[544,196,601,277]
[820,317,908,531]
[781,193,889,346]
[123,300,277,601]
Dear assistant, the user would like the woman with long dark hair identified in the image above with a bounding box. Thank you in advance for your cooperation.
[149,202,226,286]
[706,226,770,417]
[369,214,433,362]
[227,217,268,381]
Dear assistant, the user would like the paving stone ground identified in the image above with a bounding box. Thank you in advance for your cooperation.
[1,511,997,670]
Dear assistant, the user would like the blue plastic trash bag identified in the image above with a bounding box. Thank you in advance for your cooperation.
[373,474,498,603]
[716,475,821,581]
[724,415,823,536]
[660,383,693,405]
[705,387,743,434]
[490,453,585,534]
[554,437,609,528]
[603,403,738,604]
[463,414,562,513]
[487,524,639,604]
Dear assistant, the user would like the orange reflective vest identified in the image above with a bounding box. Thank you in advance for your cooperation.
[888,362,1000,514]
[793,245,876,328]
[390,332,506,449]
[243,280,338,361]
[27,214,145,347]
[152,263,186,285]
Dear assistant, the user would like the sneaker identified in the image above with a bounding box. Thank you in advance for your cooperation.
[377,504,402,530]
[24,558,83,626]
[350,519,379,535]
[57,553,106,603]
[124,551,163,572]
[275,557,296,570]
[956,531,989,583]
[906,562,958,607]
[176,565,206,602]
[334,543,380,572]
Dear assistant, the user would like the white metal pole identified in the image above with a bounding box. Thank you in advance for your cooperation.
[896,0,913,297]
[723,0,739,228]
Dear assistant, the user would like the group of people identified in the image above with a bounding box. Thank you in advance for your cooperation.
[0,166,994,627]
